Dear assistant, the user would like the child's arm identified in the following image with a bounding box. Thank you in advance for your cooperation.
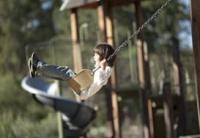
[79,67,112,100]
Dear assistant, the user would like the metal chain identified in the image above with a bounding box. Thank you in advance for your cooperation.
[107,0,173,61]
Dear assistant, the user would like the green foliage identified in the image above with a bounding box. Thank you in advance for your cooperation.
[0,0,60,137]
[0,0,57,73]
[0,112,57,138]
[142,0,190,52]
[0,73,26,113]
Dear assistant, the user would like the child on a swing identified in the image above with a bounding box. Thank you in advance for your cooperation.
[28,43,116,100]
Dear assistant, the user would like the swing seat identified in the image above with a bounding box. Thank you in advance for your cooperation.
[67,69,93,95]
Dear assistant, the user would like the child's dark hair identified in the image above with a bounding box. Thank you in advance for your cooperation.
[94,43,116,67]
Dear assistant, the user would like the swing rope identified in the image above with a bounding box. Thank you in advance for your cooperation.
[107,0,173,62]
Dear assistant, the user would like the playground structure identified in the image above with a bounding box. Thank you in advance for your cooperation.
[58,0,200,138]
[21,0,200,138]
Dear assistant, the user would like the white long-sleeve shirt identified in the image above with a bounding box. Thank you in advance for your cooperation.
[79,66,112,100]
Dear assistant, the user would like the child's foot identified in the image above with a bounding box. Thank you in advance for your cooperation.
[28,52,39,77]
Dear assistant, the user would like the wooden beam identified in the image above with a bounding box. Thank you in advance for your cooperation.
[69,0,137,9]
[98,1,121,138]
[191,0,200,132]
[135,2,151,89]
[171,45,187,135]
[163,82,175,138]
[134,1,152,138]
[97,3,106,41]
[70,9,83,73]
[104,7,121,138]
[147,98,155,138]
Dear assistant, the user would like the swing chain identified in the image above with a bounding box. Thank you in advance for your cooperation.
[107,0,173,61]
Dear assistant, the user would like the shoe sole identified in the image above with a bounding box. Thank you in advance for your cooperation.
[28,53,35,77]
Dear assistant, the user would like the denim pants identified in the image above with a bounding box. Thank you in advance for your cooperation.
[37,62,76,81]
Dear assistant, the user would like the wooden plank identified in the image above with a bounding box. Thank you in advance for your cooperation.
[134,1,152,138]
[70,9,83,102]
[70,9,83,73]
[163,82,175,138]
[172,46,187,135]
[105,8,121,138]
[191,0,200,132]
[147,98,155,138]
[62,0,137,9]
[98,1,121,138]
[97,3,106,41]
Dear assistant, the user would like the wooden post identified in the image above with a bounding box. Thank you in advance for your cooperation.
[134,1,152,138]
[57,81,64,138]
[163,82,175,138]
[97,5,114,137]
[191,0,200,132]
[97,1,121,138]
[172,44,187,135]
[70,8,83,104]
[97,3,106,42]
[147,98,155,138]
[70,8,83,73]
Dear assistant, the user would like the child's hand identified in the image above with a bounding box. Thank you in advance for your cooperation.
[100,59,107,70]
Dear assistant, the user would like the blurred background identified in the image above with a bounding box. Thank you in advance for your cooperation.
[0,0,198,138]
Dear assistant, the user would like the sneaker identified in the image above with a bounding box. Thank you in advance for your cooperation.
[28,52,39,77]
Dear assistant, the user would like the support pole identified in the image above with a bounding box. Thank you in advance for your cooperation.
[134,1,152,138]
[191,0,200,132]
[70,8,83,102]
[163,82,175,138]
[97,4,106,42]
[97,1,121,138]
[70,8,83,73]
[172,44,187,135]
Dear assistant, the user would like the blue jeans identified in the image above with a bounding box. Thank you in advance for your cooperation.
[37,62,75,80]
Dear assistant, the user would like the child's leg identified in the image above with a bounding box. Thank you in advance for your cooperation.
[29,52,75,80]
[37,63,75,80]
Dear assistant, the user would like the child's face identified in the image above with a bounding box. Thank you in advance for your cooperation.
[93,53,100,66]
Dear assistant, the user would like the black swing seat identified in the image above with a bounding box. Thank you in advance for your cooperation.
[21,76,96,137]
